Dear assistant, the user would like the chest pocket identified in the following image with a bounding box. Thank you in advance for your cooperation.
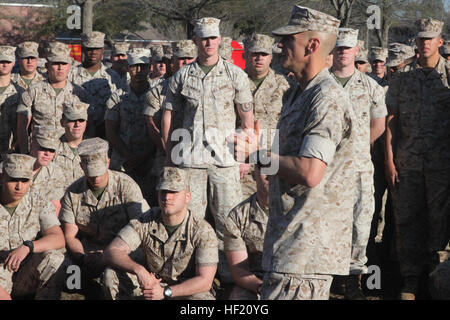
[169,242,195,279]
[212,82,234,111]
[181,85,201,111]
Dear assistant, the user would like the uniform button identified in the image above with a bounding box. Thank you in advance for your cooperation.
[250,214,255,220]
[152,229,157,233]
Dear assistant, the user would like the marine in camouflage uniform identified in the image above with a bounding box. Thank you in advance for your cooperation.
[385,18,450,299]
[0,46,22,154]
[108,42,131,91]
[59,138,149,297]
[0,154,65,299]
[143,40,197,207]
[240,33,292,199]
[29,126,65,215]
[105,48,154,203]
[162,17,254,284]
[331,28,387,299]
[368,47,389,89]
[53,102,89,190]
[16,42,86,154]
[103,167,218,300]
[224,166,269,300]
[240,6,357,300]
[69,32,122,138]
[11,42,46,91]
[149,45,169,88]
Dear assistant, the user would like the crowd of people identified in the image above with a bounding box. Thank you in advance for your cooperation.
[0,4,449,300]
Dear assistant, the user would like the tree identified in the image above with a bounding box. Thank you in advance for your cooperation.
[330,0,357,27]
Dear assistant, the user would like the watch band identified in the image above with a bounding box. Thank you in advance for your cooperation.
[23,240,34,255]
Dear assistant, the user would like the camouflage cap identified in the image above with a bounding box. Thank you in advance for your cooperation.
[17,41,39,58]
[369,46,388,62]
[63,100,89,121]
[272,44,282,54]
[32,126,60,150]
[157,166,190,192]
[336,28,359,48]
[151,45,164,62]
[81,31,105,48]
[0,46,16,62]
[355,48,369,64]
[78,138,109,177]
[127,48,150,65]
[172,40,197,59]
[385,43,416,67]
[244,34,274,55]
[112,42,130,56]
[415,18,444,38]
[272,5,340,36]
[193,17,221,38]
[163,44,173,59]
[46,42,72,64]
[219,37,233,60]
[444,40,450,55]
[2,153,36,180]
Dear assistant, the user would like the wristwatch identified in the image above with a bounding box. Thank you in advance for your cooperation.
[23,240,34,255]
[163,286,173,300]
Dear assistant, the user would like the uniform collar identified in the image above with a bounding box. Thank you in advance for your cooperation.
[81,170,118,206]
[42,80,73,97]
[78,63,108,78]
[149,208,191,243]
[249,193,269,224]
[189,57,227,78]
[57,137,78,161]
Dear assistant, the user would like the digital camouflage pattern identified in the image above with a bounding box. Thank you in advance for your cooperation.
[0,82,22,153]
[219,37,233,61]
[16,41,39,58]
[369,47,388,62]
[385,43,416,68]
[111,42,130,56]
[33,125,61,150]
[193,17,221,38]
[0,46,16,62]
[261,272,333,300]
[262,68,356,276]
[46,42,72,64]
[104,208,218,299]
[11,72,46,90]
[17,80,87,140]
[81,31,105,48]
[415,18,444,38]
[157,166,190,192]
[172,40,197,59]
[0,190,62,298]
[243,34,274,55]
[63,100,89,121]
[272,5,340,36]
[77,137,109,177]
[53,136,84,190]
[336,28,358,48]
[59,170,149,249]
[69,63,122,135]
[163,57,253,168]
[30,162,65,203]
[2,153,35,179]
[224,193,268,279]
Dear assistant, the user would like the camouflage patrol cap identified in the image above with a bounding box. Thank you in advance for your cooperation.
[172,40,197,59]
[272,44,282,55]
[369,47,388,62]
[415,18,444,38]
[17,41,39,58]
[157,166,190,192]
[78,138,109,177]
[193,17,221,38]
[163,44,173,59]
[355,48,369,64]
[81,31,105,48]
[112,42,130,56]
[0,46,16,62]
[127,48,150,65]
[32,126,60,150]
[444,40,450,55]
[46,42,72,64]
[336,28,359,48]
[244,34,274,55]
[272,5,340,36]
[219,37,233,60]
[63,101,89,121]
[385,43,416,67]
[151,45,164,62]
[2,153,36,180]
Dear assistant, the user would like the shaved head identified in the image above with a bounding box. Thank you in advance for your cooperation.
[305,31,337,58]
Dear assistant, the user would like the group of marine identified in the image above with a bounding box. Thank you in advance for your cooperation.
[0,4,449,300]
